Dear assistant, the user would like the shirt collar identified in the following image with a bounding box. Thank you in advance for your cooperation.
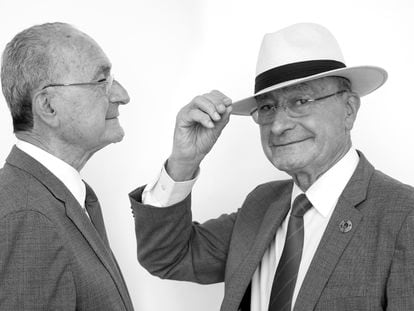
[16,139,86,207]
[291,147,359,218]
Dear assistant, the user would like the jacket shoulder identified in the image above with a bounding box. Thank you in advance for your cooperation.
[360,168,414,219]
[371,169,414,192]
[0,163,61,219]
[370,169,414,203]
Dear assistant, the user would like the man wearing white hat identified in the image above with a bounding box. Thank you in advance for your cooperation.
[130,23,414,310]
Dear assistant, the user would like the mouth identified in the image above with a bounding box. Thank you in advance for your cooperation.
[105,115,119,120]
[270,137,311,147]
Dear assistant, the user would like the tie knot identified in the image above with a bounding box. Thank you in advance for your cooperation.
[291,194,312,217]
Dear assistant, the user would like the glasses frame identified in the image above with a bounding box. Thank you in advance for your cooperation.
[251,89,348,125]
[41,75,114,94]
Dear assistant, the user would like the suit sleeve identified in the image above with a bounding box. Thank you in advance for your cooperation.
[0,210,76,310]
[130,185,237,284]
[386,210,414,310]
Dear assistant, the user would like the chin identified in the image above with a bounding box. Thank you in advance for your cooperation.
[100,130,125,147]
[112,135,124,143]
[111,131,125,143]
[269,153,312,174]
[268,142,315,170]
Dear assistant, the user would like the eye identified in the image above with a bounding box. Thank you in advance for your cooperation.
[258,104,274,113]
[293,98,310,106]
[96,78,107,83]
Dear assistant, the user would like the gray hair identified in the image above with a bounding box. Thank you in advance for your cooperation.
[334,76,352,92]
[1,22,70,132]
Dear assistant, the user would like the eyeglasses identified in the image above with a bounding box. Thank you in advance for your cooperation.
[251,90,348,125]
[41,75,114,95]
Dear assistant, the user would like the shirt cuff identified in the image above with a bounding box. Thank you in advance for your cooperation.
[142,162,199,207]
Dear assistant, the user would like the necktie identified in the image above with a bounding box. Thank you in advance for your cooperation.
[83,183,133,310]
[84,182,110,248]
[268,194,313,311]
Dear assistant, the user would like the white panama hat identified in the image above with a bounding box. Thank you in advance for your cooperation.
[232,23,388,116]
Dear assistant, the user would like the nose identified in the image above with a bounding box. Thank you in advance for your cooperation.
[109,79,130,105]
[268,107,296,136]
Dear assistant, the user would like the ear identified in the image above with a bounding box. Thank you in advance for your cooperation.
[344,92,360,132]
[32,91,59,127]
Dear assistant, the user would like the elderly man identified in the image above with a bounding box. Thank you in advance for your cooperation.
[0,23,134,310]
[130,23,414,310]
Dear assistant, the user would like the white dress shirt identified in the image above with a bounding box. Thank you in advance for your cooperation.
[143,148,359,311]
[142,164,198,207]
[16,140,86,208]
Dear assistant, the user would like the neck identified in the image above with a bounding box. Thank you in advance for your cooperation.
[16,131,93,171]
[291,142,352,192]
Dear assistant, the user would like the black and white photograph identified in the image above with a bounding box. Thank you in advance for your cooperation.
[0,0,413,310]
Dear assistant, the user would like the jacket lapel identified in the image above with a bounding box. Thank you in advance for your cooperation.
[64,192,133,310]
[6,146,133,311]
[226,182,293,309]
[293,151,374,311]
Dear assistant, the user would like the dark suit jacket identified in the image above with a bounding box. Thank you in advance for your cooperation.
[0,146,134,311]
[130,152,414,311]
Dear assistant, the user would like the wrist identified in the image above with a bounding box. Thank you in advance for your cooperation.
[166,156,201,182]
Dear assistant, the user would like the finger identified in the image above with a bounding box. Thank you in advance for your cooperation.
[187,109,215,128]
[215,105,232,128]
[209,90,232,107]
[203,90,233,114]
[202,93,227,115]
[191,95,222,122]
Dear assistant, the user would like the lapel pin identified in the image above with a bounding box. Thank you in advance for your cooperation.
[339,220,352,233]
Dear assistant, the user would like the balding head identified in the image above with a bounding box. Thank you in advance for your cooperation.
[1,22,97,132]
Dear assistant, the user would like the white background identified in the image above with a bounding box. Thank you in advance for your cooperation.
[0,0,413,310]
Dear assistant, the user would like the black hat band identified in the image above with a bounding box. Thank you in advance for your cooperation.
[254,60,346,93]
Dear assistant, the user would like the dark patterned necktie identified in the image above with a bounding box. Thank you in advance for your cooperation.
[84,182,110,248]
[268,193,313,311]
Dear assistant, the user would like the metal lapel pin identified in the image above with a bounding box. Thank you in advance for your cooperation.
[339,220,352,233]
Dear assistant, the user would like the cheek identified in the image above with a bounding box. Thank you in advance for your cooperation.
[62,106,108,140]
[260,127,272,159]
[317,111,346,141]
[310,114,349,163]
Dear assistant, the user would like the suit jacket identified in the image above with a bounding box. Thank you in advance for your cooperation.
[130,151,414,311]
[0,146,134,311]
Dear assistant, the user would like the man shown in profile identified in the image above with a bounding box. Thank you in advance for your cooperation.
[0,23,134,310]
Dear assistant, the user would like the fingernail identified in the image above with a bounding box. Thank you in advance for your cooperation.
[213,112,221,120]
[208,121,214,128]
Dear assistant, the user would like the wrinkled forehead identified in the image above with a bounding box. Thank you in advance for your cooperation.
[49,27,112,80]
[256,77,341,101]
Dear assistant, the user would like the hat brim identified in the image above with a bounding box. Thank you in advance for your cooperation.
[231,66,388,116]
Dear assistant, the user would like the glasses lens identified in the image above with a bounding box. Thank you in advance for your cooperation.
[252,107,273,125]
[251,110,260,124]
[285,97,312,116]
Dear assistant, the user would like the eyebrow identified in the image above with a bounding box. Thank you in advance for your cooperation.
[91,65,111,80]
[284,83,313,93]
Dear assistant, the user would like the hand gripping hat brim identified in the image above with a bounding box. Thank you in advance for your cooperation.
[232,23,388,116]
